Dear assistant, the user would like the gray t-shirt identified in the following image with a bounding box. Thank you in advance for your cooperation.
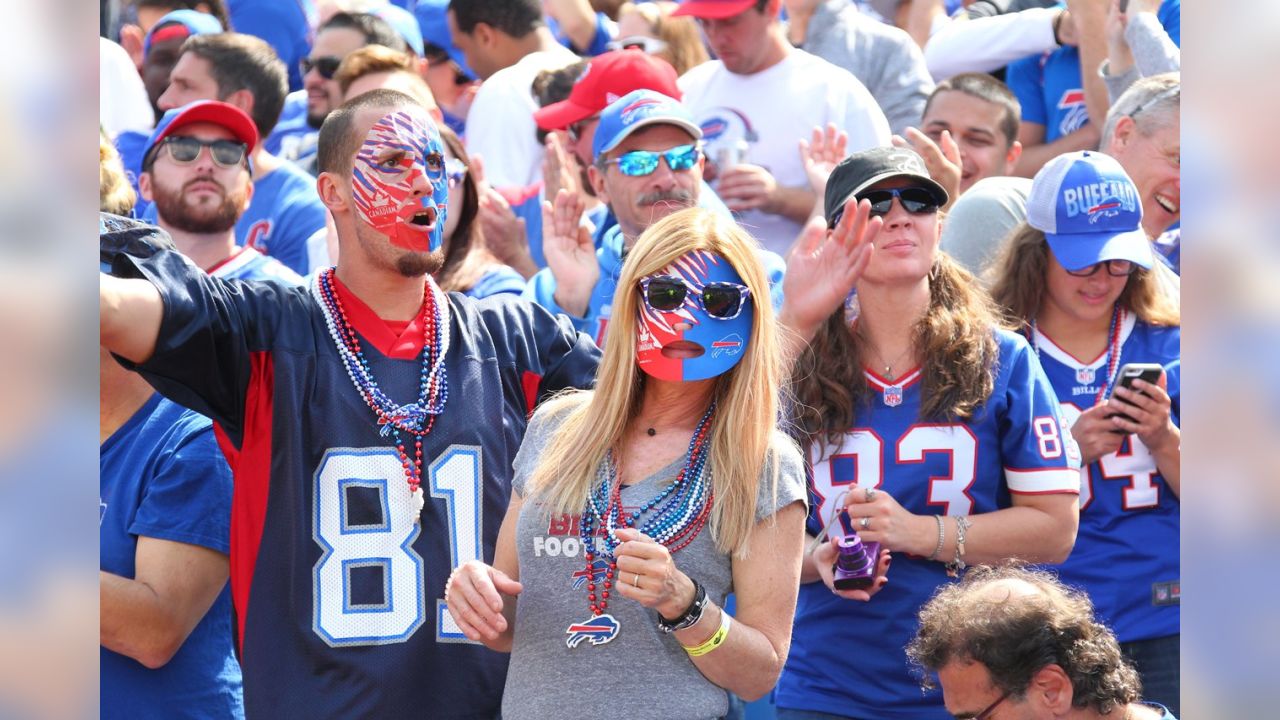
[503,405,806,720]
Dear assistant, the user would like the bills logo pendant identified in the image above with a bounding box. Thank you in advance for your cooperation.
[883,385,903,407]
[1076,367,1096,385]
[566,614,620,648]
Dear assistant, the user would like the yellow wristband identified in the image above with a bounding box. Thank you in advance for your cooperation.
[682,610,732,657]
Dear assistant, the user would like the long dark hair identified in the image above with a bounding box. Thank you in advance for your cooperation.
[791,255,1001,454]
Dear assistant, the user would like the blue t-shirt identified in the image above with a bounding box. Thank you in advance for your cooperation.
[264,90,319,166]
[525,223,787,348]
[1007,0,1180,141]
[548,12,614,56]
[236,161,328,275]
[464,265,526,299]
[1032,313,1180,643]
[227,0,316,92]
[777,331,1080,719]
[210,246,304,286]
[100,394,242,719]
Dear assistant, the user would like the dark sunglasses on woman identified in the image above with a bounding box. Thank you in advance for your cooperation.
[639,275,751,320]
[829,186,940,227]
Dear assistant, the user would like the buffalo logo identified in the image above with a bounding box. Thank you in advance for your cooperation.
[378,402,426,436]
[571,560,610,589]
[1086,198,1123,224]
[621,97,663,124]
[710,334,744,358]
[700,117,729,141]
[565,614,620,648]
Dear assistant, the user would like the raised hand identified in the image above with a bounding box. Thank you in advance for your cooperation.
[779,198,880,344]
[472,153,535,276]
[543,131,581,202]
[541,187,598,317]
[717,163,780,213]
[444,560,523,643]
[893,127,961,205]
[798,123,849,197]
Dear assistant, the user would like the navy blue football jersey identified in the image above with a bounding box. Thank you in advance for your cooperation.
[102,216,601,718]
[777,330,1080,720]
[1032,314,1181,643]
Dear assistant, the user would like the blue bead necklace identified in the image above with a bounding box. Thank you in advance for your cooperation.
[312,268,450,521]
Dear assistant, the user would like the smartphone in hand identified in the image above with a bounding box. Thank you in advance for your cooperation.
[1107,363,1163,431]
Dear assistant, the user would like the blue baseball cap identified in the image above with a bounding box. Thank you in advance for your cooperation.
[1027,151,1154,271]
[592,90,702,163]
[415,0,477,81]
[143,100,258,172]
[143,10,223,58]
[373,4,425,57]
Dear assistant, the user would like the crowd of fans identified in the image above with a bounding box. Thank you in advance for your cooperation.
[99,1,1181,718]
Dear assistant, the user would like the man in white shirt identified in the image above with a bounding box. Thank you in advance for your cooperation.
[448,0,578,195]
[674,0,891,255]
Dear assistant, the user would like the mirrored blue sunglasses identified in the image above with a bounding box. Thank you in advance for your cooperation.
[605,144,701,177]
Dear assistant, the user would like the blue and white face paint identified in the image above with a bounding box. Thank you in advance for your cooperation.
[351,109,449,253]
[635,250,753,382]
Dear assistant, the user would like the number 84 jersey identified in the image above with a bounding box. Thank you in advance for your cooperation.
[780,329,1080,720]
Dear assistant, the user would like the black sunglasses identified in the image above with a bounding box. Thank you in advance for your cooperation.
[1064,259,1139,278]
[830,187,940,227]
[639,275,751,320]
[301,55,342,80]
[152,136,248,168]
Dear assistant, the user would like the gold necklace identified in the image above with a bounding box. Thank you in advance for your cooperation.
[866,343,914,381]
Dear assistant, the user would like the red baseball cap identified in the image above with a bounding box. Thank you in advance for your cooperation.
[533,50,682,131]
[671,0,758,20]
[144,100,259,168]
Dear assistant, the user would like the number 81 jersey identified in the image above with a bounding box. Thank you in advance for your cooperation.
[778,329,1080,720]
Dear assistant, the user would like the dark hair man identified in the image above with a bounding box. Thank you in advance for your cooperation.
[921,72,1024,195]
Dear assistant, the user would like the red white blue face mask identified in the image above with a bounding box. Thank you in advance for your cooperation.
[351,110,449,253]
[635,251,753,382]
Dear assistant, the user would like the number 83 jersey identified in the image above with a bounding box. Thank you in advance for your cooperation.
[103,218,601,719]
[777,329,1080,720]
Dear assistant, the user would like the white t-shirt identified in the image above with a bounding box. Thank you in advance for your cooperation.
[464,46,578,191]
[679,49,891,255]
[100,37,154,139]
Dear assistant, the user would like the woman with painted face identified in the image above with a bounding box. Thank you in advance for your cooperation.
[989,151,1181,714]
[445,207,807,720]
[772,147,1082,720]
[433,126,526,298]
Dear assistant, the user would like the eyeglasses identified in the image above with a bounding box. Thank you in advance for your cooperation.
[604,144,701,177]
[301,55,342,80]
[568,115,599,145]
[639,274,751,320]
[1064,259,1139,277]
[1127,85,1179,121]
[445,157,467,188]
[154,136,248,168]
[829,186,940,227]
[967,691,1009,720]
[606,36,669,54]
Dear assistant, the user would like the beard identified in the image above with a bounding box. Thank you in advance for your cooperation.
[352,219,444,277]
[152,177,247,234]
[396,250,443,278]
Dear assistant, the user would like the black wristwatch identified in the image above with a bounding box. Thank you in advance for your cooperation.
[657,578,708,633]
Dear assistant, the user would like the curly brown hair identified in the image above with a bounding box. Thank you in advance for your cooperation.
[790,254,1001,452]
[907,564,1142,714]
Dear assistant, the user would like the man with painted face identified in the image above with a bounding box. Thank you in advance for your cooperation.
[525,89,786,347]
[99,88,602,717]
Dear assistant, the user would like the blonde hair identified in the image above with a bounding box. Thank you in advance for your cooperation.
[988,223,1181,329]
[526,207,790,556]
[100,132,136,216]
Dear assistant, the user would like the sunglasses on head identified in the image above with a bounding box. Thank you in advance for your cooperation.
[639,274,751,320]
[606,36,669,54]
[1065,259,1138,277]
[445,156,467,188]
[829,186,939,227]
[604,144,701,177]
[301,55,342,80]
[154,136,248,168]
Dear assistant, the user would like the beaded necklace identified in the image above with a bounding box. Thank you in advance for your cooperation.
[565,404,716,648]
[311,268,450,521]
[1030,304,1124,406]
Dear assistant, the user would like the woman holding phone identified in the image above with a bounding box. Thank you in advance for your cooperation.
[990,151,1181,714]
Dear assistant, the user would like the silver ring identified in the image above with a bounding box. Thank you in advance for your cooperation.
[633,572,641,588]
[865,487,878,502]
[859,516,871,531]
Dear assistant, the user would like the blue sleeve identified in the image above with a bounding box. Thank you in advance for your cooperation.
[523,268,595,334]
[548,12,614,56]
[268,188,329,274]
[998,335,1082,493]
[466,266,527,299]
[102,217,302,442]
[130,419,233,554]
[1158,0,1180,47]
[512,192,546,269]
[1006,54,1049,126]
[471,296,601,405]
